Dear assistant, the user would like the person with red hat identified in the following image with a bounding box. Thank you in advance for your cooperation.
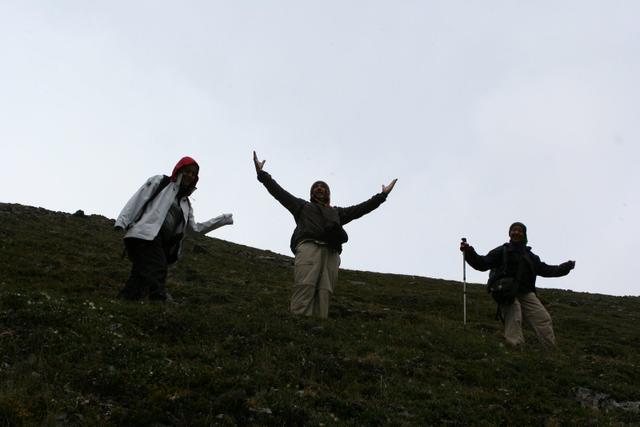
[253,151,397,319]
[460,222,575,347]
[115,157,233,301]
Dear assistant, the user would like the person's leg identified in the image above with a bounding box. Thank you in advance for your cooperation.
[502,298,525,346]
[520,292,556,347]
[291,242,322,316]
[119,238,146,300]
[120,237,168,301]
[313,248,340,319]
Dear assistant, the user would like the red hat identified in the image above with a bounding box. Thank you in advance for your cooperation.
[170,156,199,186]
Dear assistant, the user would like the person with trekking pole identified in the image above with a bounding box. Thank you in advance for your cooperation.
[114,156,233,301]
[253,150,397,319]
[459,222,575,347]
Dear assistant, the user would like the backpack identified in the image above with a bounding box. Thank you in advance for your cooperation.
[131,175,172,226]
[487,245,519,322]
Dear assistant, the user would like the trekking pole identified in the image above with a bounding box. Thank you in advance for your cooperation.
[461,237,467,327]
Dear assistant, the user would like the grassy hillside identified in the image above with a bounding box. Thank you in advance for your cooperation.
[1,202,639,426]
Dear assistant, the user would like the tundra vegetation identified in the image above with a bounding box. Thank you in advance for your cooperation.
[0,203,638,425]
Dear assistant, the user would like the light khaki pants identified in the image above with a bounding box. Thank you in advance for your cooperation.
[291,241,340,319]
[503,292,556,347]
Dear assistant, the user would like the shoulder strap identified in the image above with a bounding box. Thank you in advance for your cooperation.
[501,245,509,275]
[132,175,171,225]
[494,245,510,324]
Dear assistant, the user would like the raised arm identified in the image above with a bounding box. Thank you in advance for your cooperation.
[533,256,576,277]
[460,241,503,272]
[336,178,397,225]
[187,210,233,235]
[253,151,305,215]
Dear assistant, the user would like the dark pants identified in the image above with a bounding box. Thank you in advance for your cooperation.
[119,237,172,301]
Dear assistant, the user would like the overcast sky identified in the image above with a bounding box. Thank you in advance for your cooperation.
[2,1,638,297]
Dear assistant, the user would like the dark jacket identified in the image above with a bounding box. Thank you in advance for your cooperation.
[464,242,573,294]
[257,170,387,254]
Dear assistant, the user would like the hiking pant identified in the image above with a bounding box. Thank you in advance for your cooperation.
[291,241,340,319]
[119,237,171,301]
[503,292,556,347]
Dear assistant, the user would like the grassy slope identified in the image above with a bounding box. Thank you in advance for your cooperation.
[0,202,639,426]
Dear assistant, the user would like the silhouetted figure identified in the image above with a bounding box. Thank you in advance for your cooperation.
[115,157,233,301]
[253,151,397,318]
[460,222,575,347]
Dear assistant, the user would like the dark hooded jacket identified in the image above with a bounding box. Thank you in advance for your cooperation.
[257,170,387,254]
[464,242,573,294]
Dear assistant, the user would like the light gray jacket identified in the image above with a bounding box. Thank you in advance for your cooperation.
[115,175,233,253]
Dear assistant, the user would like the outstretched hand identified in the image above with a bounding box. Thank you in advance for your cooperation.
[382,178,398,195]
[253,151,266,172]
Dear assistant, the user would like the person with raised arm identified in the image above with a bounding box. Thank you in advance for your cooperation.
[460,222,575,347]
[115,157,233,301]
[253,151,397,319]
